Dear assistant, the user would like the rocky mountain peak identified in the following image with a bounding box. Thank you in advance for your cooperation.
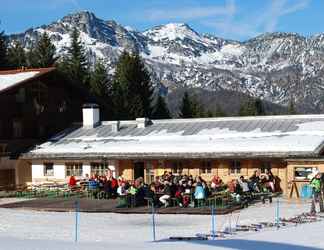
[7,11,324,113]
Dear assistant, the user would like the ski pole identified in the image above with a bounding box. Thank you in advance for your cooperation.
[152,201,156,242]
[211,205,216,240]
[276,198,280,229]
[75,199,80,243]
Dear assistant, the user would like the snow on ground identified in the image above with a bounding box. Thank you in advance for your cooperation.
[0,198,323,249]
[0,198,32,205]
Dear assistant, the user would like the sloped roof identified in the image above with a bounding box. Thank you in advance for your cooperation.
[0,68,55,94]
[25,114,324,160]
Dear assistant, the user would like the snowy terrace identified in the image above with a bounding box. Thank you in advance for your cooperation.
[25,114,324,160]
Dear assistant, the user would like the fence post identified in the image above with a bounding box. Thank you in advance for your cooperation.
[151,201,156,242]
[75,199,80,243]
[211,205,216,240]
[276,198,280,229]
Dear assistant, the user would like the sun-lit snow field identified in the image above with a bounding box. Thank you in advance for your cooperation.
[0,198,323,250]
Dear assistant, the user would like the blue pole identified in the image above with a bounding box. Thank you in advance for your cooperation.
[211,206,216,240]
[276,199,280,229]
[152,202,156,242]
[75,199,79,243]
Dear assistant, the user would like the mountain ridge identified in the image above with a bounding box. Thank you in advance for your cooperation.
[7,11,324,113]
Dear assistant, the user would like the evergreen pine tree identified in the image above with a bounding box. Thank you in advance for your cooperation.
[112,51,153,120]
[192,96,206,118]
[255,98,265,115]
[8,40,27,68]
[214,104,226,117]
[239,98,265,116]
[61,28,89,84]
[89,59,110,98]
[0,31,8,69]
[35,32,57,67]
[287,98,297,115]
[26,42,39,68]
[152,95,171,119]
[179,91,194,118]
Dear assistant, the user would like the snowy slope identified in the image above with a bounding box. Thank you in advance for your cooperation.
[0,198,323,250]
[8,11,324,112]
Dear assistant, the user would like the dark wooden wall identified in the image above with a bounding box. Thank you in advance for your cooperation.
[0,71,93,157]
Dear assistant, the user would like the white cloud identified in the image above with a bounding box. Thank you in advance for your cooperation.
[203,0,311,40]
[145,0,236,21]
[48,0,81,10]
[261,0,311,32]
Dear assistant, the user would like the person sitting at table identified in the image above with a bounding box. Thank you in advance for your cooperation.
[238,176,250,193]
[211,176,223,192]
[128,181,138,195]
[159,181,172,207]
[264,169,275,192]
[109,176,118,198]
[117,182,127,196]
[175,182,185,207]
[146,183,159,207]
[83,173,90,181]
[249,170,261,192]
[68,175,77,190]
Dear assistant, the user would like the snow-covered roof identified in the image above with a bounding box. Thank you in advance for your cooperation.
[0,68,55,93]
[25,114,324,160]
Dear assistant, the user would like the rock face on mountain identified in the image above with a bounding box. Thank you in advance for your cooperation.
[8,11,324,113]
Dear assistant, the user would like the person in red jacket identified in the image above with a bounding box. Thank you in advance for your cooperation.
[110,177,118,197]
[68,175,77,189]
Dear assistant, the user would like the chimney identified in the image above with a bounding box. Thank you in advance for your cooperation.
[82,103,100,128]
[136,118,149,128]
[111,121,120,132]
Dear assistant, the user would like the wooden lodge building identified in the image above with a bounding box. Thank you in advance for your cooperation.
[24,105,324,197]
[0,68,95,187]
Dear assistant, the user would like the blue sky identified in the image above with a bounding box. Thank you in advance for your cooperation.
[0,0,323,40]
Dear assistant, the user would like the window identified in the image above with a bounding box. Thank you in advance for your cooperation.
[200,160,212,174]
[65,163,83,177]
[260,162,271,173]
[13,119,23,138]
[145,161,155,184]
[90,162,109,176]
[44,163,54,177]
[31,81,48,115]
[229,161,241,174]
[294,167,317,180]
[171,161,183,175]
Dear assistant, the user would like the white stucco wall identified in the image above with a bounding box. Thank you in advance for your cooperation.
[32,164,44,179]
[54,165,66,180]
[108,160,118,178]
[31,161,120,181]
[83,165,91,177]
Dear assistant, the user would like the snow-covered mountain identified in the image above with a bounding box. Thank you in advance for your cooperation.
[8,11,324,112]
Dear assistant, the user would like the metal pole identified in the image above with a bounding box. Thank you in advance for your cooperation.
[152,201,156,242]
[211,206,216,240]
[75,199,79,243]
[276,198,280,229]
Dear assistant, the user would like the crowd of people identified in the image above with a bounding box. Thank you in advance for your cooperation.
[67,168,278,208]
